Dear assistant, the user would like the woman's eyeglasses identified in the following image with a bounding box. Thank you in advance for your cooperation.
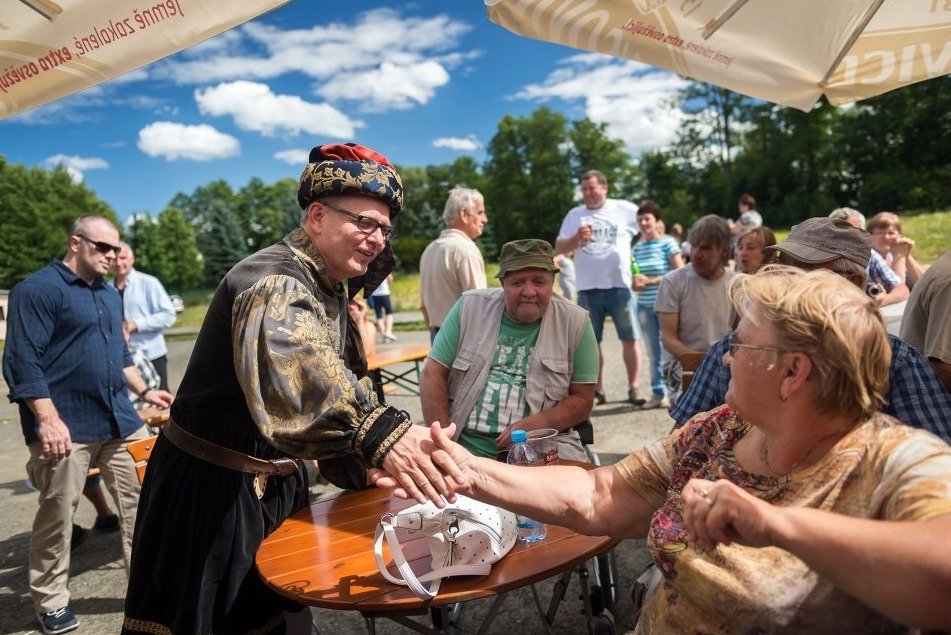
[320,202,396,241]
[728,333,787,356]
[76,234,122,255]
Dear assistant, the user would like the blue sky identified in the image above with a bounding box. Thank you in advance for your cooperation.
[0,1,687,221]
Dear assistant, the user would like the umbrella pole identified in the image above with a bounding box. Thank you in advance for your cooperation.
[819,0,887,88]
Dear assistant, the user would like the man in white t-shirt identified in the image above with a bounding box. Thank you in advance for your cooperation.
[655,214,737,407]
[556,170,644,406]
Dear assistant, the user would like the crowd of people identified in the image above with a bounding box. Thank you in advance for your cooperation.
[3,142,949,635]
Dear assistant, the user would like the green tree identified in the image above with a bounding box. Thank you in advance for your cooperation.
[672,82,752,215]
[126,214,161,273]
[483,107,575,249]
[236,177,292,253]
[0,158,116,288]
[832,76,951,212]
[733,100,838,226]
[152,208,202,291]
[639,150,696,228]
[200,200,248,285]
[569,118,635,197]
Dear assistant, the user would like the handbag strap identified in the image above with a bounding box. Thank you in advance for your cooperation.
[374,518,493,600]
[374,518,437,599]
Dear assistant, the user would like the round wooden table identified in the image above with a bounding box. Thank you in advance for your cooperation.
[256,468,619,630]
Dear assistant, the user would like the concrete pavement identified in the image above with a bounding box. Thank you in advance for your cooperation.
[0,326,673,634]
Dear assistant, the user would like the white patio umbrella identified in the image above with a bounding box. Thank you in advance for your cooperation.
[485,0,950,111]
[0,0,289,121]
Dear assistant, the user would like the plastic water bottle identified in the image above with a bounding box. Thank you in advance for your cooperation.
[506,430,548,543]
[631,257,641,276]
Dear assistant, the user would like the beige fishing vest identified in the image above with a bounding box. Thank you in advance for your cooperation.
[446,289,590,455]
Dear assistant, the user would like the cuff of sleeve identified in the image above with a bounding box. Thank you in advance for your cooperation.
[8,382,51,402]
[354,405,412,469]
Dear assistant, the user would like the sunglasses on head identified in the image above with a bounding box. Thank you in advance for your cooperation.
[76,234,122,255]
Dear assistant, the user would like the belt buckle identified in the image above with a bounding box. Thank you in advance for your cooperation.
[253,473,268,499]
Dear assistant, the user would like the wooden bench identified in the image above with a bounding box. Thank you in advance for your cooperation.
[679,351,707,394]
[366,344,430,403]
[87,407,169,479]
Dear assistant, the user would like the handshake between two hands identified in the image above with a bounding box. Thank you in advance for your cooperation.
[369,421,472,508]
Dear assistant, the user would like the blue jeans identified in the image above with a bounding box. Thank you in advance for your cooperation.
[637,306,666,398]
[578,288,639,342]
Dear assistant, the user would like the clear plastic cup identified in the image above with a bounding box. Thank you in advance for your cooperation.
[526,428,559,465]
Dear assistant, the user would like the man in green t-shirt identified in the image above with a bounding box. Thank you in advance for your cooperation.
[420,239,599,460]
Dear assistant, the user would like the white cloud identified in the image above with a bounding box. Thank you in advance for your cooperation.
[318,60,450,112]
[137,122,240,161]
[153,9,474,113]
[43,154,109,182]
[274,148,310,165]
[432,135,481,152]
[195,81,361,137]
[514,56,689,155]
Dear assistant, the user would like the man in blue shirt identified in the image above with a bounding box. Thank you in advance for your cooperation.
[111,242,177,391]
[3,215,173,635]
[671,217,951,444]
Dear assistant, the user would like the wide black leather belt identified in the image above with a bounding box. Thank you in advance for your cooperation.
[162,419,299,477]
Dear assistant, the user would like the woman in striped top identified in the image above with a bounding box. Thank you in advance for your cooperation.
[633,201,683,410]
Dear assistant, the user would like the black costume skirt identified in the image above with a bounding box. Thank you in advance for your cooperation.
[122,433,309,635]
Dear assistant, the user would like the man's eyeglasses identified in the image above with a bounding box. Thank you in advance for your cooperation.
[728,333,787,356]
[320,201,395,241]
[76,234,122,255]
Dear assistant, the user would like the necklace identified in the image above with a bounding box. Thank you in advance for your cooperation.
[761,428,850,477]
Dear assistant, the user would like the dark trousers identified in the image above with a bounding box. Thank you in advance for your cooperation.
[151,355,169,392]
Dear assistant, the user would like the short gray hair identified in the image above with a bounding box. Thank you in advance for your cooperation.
[687,214,731,250]
[829,207,866,230]
[442,187,484,226]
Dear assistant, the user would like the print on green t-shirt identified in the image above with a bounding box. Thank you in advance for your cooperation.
[459,315,540,457]
[431,299,599,459]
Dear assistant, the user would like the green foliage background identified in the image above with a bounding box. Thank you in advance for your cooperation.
[1,76,948,291]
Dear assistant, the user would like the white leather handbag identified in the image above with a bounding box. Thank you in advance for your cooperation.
[373,495,518,599]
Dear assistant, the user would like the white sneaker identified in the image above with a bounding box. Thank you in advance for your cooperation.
[383,333,397,342]
[640,395,670,410]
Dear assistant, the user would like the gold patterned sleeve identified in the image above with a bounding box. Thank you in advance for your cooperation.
[231,273,408,464]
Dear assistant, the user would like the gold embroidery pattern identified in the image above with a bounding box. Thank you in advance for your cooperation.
[298,161,403,212]
[373,418,413,468]
[355,405,387,451]
[230,253,381,461]
[121,616,172,635]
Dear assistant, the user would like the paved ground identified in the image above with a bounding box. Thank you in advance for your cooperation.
[0,325,674,635]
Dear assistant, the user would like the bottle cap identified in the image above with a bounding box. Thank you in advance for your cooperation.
[511,430,527,443]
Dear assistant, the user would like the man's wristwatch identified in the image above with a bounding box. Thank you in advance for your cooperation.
[138,388,151,399]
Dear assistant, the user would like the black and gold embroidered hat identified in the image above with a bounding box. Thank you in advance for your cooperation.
[297,143,403,218]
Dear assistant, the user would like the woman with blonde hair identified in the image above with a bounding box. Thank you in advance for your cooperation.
[401,266,951,633]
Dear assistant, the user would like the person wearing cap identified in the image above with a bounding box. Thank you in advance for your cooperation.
[418,239,599,461]
[417,265,951,633]
[671,217,951,443]
[827,207,909,306]
[122,143,464,635]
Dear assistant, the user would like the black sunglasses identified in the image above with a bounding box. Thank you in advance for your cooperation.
[320,201,396,241]
[76,234,122,255]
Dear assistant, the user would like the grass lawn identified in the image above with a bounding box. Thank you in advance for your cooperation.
[171,210,949,328]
